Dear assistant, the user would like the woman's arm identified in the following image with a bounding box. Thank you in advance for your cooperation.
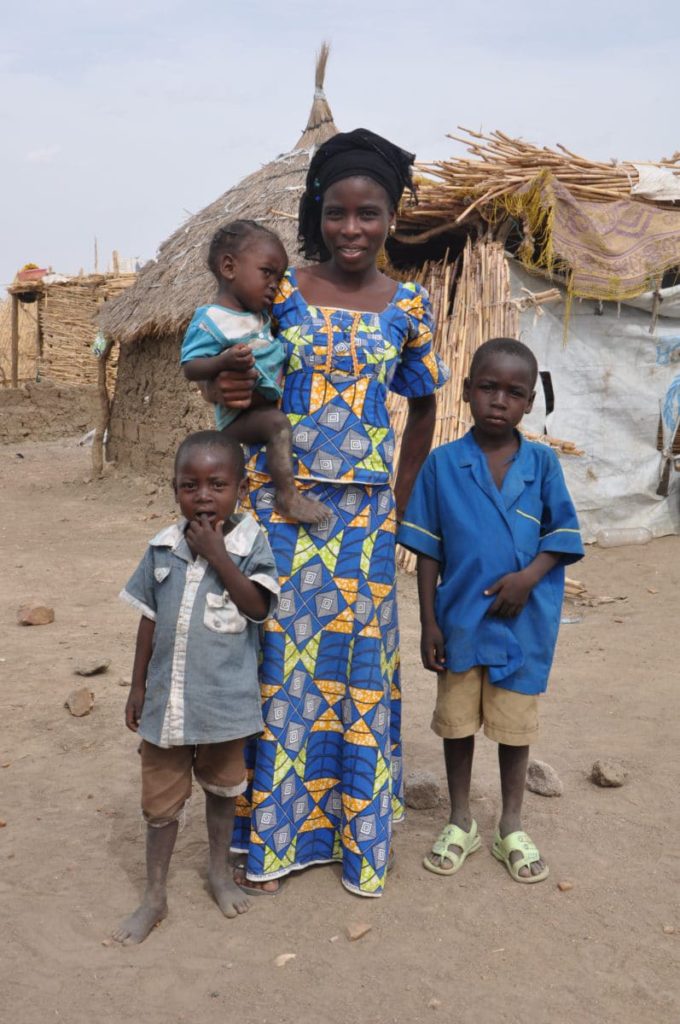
[393,393,436,522]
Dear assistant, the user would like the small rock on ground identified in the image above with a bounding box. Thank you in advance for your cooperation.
[65,686,94,717]
[590,759,626,787]
[557,880,574,892]
[345,921,372,941]
[404,769,441,809]
[75,658,110,677]
[526,759,563,797]
[273,953,296,967]
[17,602,54,626]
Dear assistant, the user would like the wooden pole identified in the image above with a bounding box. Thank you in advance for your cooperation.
[34,297,43,381]
[92,338,114,478]
[10,293,19,387]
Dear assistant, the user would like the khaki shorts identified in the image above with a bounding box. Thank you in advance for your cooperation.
[140,739,248,827]
[431,666,539,746]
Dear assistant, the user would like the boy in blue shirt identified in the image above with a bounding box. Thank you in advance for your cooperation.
[397,338,583,884]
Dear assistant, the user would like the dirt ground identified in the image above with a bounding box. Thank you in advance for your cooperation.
[1,437,678,1024]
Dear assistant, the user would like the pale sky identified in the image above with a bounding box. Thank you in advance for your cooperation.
[1,0,678,293]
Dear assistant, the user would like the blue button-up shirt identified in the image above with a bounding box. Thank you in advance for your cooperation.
[397,432,584,694]
[120,514,279,747]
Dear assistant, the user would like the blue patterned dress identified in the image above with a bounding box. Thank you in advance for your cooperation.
[232,268,449,896]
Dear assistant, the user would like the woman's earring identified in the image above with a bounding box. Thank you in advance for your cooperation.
[389,223,396,234]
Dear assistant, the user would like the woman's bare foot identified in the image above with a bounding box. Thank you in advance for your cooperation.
[275,488,330,525]
[112,897,167,945]
[233,863,281,895]
[208,870,252,917]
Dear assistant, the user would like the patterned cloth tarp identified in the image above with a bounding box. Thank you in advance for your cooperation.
[231,268,449,896]
[510,173,680,302]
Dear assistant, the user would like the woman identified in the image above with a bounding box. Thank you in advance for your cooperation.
[211,129,449,896]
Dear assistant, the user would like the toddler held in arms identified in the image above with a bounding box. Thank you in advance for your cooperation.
[181,219,329,524]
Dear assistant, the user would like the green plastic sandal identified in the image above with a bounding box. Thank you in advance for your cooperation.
[491,829,549,884]
[423,820,482,876]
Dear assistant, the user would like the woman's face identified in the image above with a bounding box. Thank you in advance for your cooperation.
[320,176,393,273]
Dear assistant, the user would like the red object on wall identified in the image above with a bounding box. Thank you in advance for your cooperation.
[16,267,48,283]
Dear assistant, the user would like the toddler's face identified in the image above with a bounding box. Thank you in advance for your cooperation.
[223,238,287,314]
[464,353,536,436]
[173,448,246,527]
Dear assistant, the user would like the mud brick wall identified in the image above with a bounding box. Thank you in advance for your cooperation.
[107,332,211,475]
[0,381,99,442]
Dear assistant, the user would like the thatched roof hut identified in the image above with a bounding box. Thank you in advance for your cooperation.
[100,45,336,347]
[101,45,338,475]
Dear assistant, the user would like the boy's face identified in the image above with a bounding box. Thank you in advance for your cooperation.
[221,238,287,314]
[464,353,536,436]
[173,447,247,527]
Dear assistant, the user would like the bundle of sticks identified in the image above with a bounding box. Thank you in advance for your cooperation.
[42,285,117,388]
[403,127,680,231]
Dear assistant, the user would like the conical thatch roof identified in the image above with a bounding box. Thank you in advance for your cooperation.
[100,45,337,346]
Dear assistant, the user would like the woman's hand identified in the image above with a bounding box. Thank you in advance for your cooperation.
[201,356,258,409]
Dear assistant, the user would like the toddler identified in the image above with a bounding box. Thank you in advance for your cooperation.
[181,219,328,524]
[113,431,279,943]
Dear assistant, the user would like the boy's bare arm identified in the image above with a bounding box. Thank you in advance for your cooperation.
[485,551,561,618]
[125,616,155,731]
[185,519,270,621]
[417,554,446,672]
[183,343,255,382]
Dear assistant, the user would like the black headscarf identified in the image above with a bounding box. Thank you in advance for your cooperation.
[298,128,415,261]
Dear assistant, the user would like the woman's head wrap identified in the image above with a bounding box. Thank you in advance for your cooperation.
[298,128,415,261]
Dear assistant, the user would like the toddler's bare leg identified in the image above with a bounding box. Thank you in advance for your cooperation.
[112,820,178,944]
[225,405,329,524]
[205,792,251,918]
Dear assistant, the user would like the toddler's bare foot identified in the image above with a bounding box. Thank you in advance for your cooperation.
[112,897,167,945]
[275,488,330,525]
[208,870,251,918]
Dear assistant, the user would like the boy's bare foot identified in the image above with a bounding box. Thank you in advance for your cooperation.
[208,870,252,918]
[112,898,167,945]
[275,488,330,525]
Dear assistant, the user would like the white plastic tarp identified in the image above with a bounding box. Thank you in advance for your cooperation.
[511,262,680,541]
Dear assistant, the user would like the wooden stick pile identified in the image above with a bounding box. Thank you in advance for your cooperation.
[403,127,680,231]
[40,275,133,390]
[389,238,582,572]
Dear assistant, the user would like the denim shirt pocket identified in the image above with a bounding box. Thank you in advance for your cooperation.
[204,591,247,634]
